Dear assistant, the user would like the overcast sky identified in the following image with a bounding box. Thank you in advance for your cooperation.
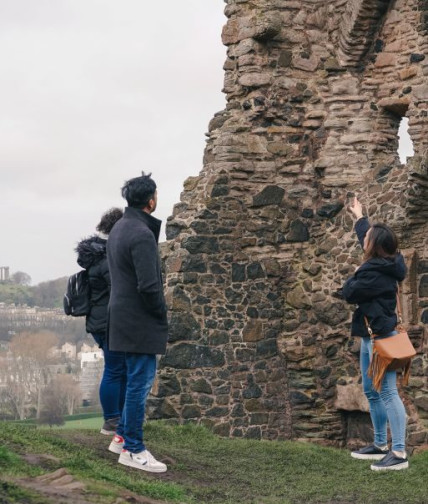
[0,1,414,286]
[0,0,226,284]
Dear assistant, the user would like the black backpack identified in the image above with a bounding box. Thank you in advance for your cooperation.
[63,270,91,316]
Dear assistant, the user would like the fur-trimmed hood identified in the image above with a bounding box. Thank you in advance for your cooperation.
[76,235,106,269]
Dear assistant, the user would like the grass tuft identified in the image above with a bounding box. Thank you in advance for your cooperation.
[0,445,21,468]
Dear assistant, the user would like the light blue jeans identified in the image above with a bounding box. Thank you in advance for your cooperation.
[360,336,407,451]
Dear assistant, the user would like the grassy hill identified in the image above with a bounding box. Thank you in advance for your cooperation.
[0,420,427,504]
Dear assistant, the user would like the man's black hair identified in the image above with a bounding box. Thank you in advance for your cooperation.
[96,207,124,235]
[121,172,157,208]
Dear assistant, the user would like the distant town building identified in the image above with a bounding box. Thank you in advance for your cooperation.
[80,361,103,402]
[79,342,99,354]
[80,347,103,367]
[61,342,77,360]
[79,346,104,403]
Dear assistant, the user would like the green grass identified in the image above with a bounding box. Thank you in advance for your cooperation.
[37,415,103,430]
[0,422,185,503]
[0,421,427,504]
[145,422,428,504]
[0,481,49,504]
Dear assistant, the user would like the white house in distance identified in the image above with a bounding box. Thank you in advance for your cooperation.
[62,342,77,360]
[45,340,105,404]
[79,343,102,366]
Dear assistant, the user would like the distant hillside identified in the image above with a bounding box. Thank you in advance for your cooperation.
[0,277,68,309]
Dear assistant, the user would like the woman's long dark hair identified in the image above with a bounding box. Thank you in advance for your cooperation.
[364,223,399,261]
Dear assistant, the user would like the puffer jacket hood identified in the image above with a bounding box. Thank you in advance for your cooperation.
[357,255,406,282]
[75,234,110,335]
[76,235,106,270]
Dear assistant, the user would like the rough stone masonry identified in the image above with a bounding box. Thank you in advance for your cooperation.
[149,0,428,450]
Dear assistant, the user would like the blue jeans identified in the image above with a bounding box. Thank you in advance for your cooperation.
[92,333,127,420]
[116,353,157,453]
[360,336,407,451]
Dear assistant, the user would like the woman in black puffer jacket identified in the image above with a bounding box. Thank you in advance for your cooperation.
[343,197,408,472]
[76,207,125,435]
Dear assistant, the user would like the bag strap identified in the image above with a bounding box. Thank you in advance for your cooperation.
[364,282,403,339]
[396,284,403,324]
[363,316,374,340]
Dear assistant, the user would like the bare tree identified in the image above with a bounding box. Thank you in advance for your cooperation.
[0,388,14,420]
[53,374,82,415]
[5,331,59,419]
[0,346,34,420]
[39,381,66,427]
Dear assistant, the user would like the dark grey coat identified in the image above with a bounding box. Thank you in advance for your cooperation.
[106,207,168,354]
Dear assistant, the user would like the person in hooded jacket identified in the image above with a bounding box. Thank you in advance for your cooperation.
[343,197,408,471]
[76,207,125,435]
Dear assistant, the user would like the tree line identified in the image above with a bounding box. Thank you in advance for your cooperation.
[0,274,67,308]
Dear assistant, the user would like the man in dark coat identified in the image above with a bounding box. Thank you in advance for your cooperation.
[106,172,168,473]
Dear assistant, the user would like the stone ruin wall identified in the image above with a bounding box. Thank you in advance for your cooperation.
[150,0,428,450]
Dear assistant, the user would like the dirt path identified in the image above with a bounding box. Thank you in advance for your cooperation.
[3,443,169,504]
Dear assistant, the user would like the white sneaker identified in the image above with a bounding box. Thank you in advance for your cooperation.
[108,434,124,454]
[118,449,167,473]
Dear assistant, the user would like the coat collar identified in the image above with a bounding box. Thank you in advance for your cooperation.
[124,207,162,243]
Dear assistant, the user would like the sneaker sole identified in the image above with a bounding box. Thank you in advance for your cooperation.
[109,443,124,455]
[371,461,409,471]
[351,453,388,460]
[118,455,167,473]
[100,428,116,435]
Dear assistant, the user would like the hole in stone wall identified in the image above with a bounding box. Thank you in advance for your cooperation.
[398,117,414,164]
[342,411,374,448]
